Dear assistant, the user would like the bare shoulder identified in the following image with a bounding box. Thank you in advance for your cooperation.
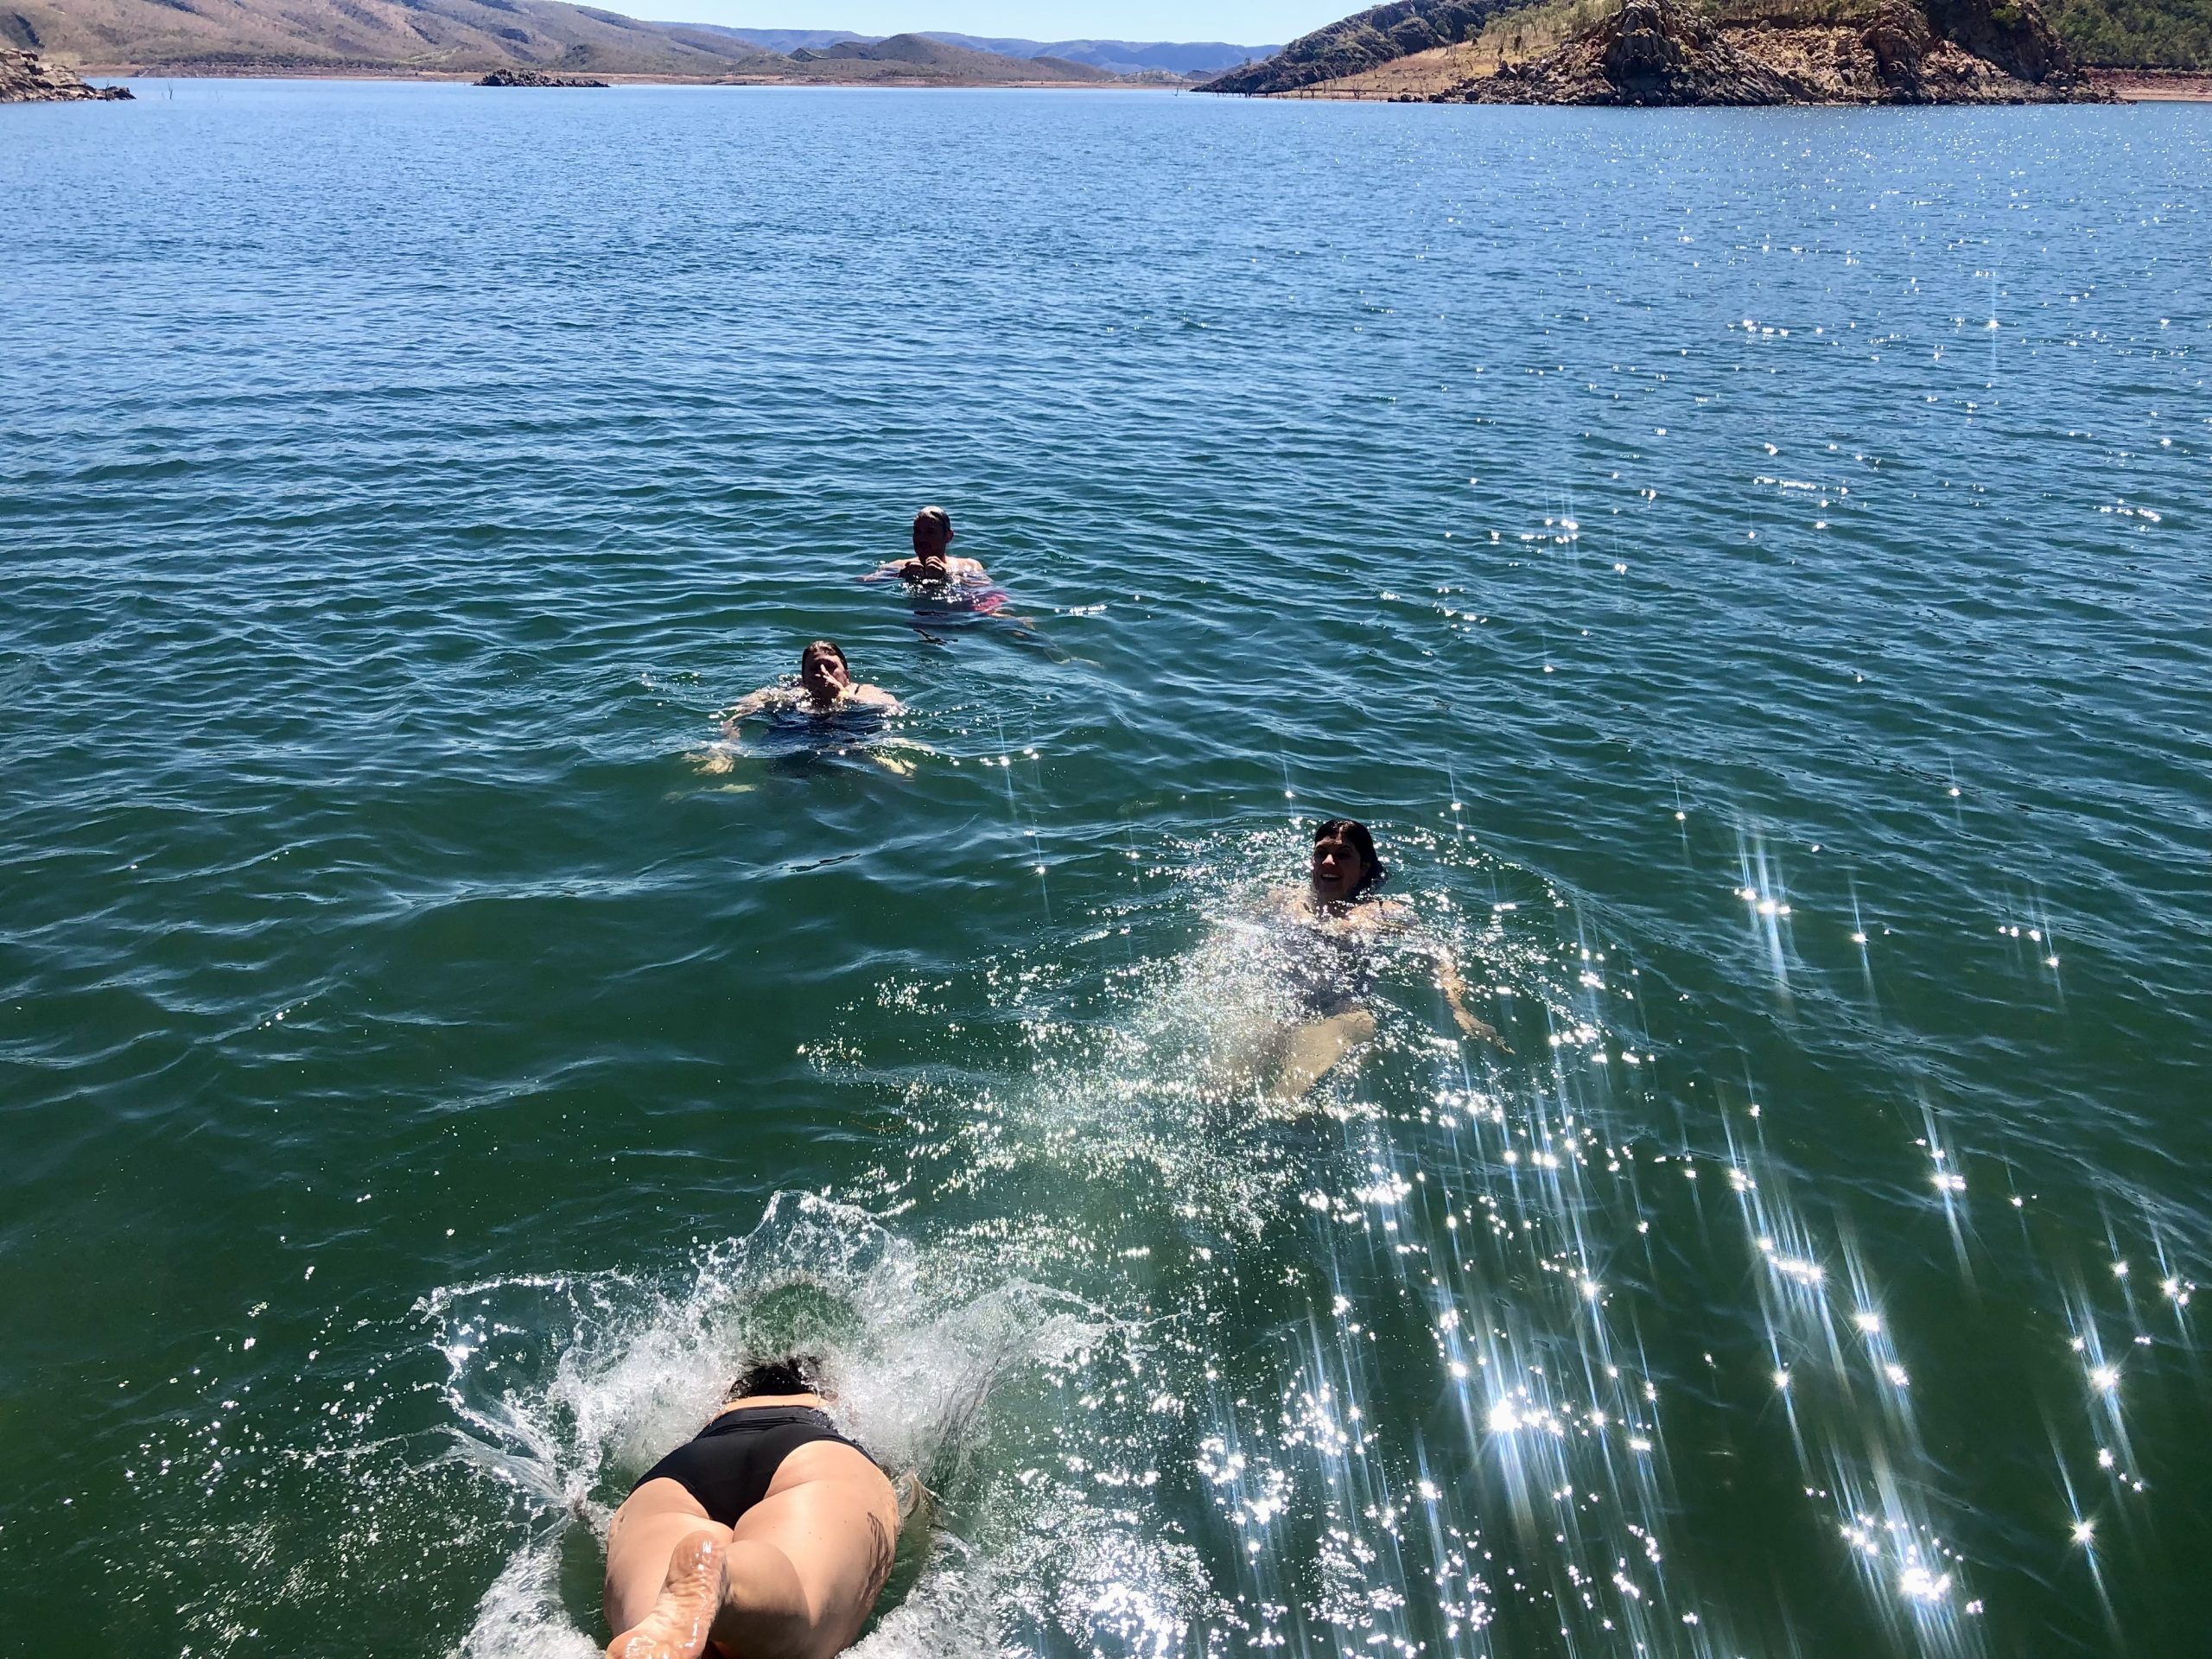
[1368,897,1417,931]
[850,683,902,710]
[955,556,989,578]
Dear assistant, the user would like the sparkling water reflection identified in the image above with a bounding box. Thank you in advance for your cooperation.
[1,79,2208,1659]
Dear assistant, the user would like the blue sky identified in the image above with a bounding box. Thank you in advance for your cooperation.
[655,1,1340,42]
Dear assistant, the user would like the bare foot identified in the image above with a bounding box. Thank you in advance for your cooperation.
[607,1530,723,1659]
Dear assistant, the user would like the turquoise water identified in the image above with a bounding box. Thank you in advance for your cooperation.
[3,78,2209,1658]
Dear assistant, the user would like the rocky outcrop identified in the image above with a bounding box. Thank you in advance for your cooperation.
[476,67,607,85]
[1924,0,2075,82]
[1471,0,1796,102]
[0,45,131,99]
[1452,0,2099,102]
[1201,0,1518,93]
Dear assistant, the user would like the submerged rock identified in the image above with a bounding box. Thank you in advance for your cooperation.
[0,46,132,101]
[476,68,609,86]
[1452,0,2101,104]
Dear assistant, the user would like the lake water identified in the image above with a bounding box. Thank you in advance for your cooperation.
[3,78,2208,1659]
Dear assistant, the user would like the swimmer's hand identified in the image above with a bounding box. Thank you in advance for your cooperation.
[721,687,779,725]
[1439,951,1510,1052]
[1451,1004,1508,1050]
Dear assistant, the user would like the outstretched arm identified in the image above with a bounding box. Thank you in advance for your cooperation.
[720,688,779,736]
[1434,945,1508,1050]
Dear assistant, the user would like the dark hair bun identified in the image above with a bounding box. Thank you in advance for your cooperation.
[726,1354,823,1400]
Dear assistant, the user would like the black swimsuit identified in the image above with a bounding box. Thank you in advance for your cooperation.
[632,1406,868,1527]
[1275,913,1377,1020]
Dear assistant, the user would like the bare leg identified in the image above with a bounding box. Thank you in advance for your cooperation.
[1271,1008,1376,1100]
[606,1532,833,1659]
[607,1531,724,1659]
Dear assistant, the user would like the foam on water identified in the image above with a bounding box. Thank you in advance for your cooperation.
[419,1188,1279,1658]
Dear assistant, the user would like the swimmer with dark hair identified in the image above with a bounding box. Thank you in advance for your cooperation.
[1254,817,1503,1098]
[604,1354,906,1659]
[721,641,901,737]
[864,506,989,587]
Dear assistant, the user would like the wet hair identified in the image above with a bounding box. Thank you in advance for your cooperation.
[912,505,952,552]
[1314,817,1386,894]
[800,639,849,674]
[726,1353,824,1401]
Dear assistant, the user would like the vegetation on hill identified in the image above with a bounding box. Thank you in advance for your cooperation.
[2047,0,2212,65]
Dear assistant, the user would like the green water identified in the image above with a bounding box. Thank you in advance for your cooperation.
[3,79,2209,1659]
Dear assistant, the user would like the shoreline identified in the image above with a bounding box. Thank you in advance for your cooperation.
[72,63,2209,100]
[71,64,1190,89]
[1255,69,2212,103]
[2094,68,2212,100]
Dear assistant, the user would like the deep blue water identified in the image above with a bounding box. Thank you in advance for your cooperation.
[3,79,2209,1659]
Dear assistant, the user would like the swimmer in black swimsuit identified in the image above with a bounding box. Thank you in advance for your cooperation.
[695,641,909,778]
[721,641,902,733]
[605,1355,901,1659]
[1251,819,1503,1099]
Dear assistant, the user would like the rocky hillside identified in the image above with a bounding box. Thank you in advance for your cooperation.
[1461,0,2097,101]
[1202,0,1517,92]
[2,0,1138,79]
[1203,0,2099,100]
[0,41,127,94]
[3,0,780,76]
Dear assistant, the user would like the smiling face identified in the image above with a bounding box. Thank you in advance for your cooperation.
[799,644,851,701]
[1310,826,1371,904]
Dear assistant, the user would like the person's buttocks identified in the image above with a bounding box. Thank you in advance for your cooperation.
[604,1355,901,1659]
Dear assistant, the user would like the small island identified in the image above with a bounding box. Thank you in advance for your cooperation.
[1,45,132,100]
[476,68,608,86]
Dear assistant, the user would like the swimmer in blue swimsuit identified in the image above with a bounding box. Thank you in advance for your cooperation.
[1254,819,1502,1098]
[604,1356,905,1659]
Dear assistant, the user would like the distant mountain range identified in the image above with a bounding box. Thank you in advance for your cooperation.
[695,28,1280,76]
[12,0,1278,80]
